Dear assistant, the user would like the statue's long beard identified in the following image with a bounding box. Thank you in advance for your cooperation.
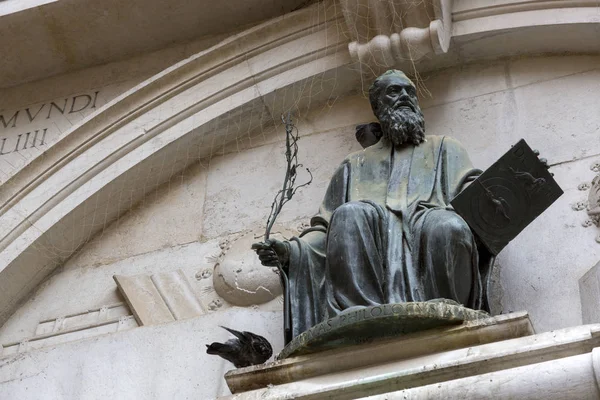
[378,105,425,147]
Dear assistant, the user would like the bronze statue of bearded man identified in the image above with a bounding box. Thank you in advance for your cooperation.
[253,70,494,339]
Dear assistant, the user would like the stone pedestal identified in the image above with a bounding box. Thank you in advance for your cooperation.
[220,312,600,399]
[279,301,489,359]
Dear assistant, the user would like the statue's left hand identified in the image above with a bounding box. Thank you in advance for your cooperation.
[251,239,290,268]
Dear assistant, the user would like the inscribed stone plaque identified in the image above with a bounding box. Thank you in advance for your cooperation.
[451,139,563,255]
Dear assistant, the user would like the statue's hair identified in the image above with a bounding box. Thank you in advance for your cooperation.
[369,70,416,115]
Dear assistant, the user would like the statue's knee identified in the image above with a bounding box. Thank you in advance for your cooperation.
[443,215,472,243]
[429,212,472,244]
[332,201,376,219]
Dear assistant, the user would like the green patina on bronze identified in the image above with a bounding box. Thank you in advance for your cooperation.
[278,300,488,359]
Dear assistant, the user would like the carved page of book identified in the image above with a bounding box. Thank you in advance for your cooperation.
[114,269,204,326]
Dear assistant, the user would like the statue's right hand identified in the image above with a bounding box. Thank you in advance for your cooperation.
[251,239,290,267]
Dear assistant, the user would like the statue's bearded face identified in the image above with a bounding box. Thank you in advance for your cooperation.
[372,75,425,147]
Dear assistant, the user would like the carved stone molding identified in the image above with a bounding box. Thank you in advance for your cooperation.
[342,0,452,68]
[343,0,600,73]
[1,303,137,357]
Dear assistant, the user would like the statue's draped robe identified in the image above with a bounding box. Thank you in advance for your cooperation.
[288,135,494,338]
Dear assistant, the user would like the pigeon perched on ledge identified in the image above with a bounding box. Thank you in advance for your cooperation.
[206,326,273,368]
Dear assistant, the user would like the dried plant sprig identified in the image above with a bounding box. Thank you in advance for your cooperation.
[263,112,312,345]
[264,112,313,241]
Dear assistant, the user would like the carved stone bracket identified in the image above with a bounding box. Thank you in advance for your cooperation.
[574,167,600,242]
[342,0,451,69]
[588,175,600,240]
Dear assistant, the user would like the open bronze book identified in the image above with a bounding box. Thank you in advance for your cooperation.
[451,139,563,255]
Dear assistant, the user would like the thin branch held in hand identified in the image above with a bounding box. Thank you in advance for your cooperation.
[262,112,312,345]
[264,112,313,241]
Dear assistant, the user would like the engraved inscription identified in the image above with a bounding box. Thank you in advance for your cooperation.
[0,91,101,162]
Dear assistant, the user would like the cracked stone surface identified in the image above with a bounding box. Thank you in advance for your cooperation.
[213,230,289,306]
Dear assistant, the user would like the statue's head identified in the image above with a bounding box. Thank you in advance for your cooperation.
[369,70,425,146]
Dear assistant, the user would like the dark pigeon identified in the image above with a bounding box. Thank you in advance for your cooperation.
[206,326,273,368]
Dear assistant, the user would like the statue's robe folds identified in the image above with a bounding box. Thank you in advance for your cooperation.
[287,135,494,338]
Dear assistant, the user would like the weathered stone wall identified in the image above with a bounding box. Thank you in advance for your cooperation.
[0,308,282,399]
[0,91,368,345]
[1,54,599,398]
[419,57,600,331]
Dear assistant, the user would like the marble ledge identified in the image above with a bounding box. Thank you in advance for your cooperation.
[223,311,534,395]
[221,313,600,399]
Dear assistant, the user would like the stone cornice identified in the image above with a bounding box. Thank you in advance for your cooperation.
[342,0,600,73]
[453,0,600,22]
[453,0,600,37]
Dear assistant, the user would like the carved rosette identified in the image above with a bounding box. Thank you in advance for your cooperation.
[342,0,451,69]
